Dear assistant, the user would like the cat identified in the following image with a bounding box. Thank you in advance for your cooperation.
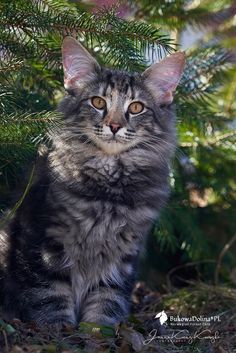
[0,37,185,326]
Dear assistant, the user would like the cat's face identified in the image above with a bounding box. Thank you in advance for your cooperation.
[60,37,185,155]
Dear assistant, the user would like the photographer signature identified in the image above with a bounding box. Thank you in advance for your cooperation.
[143,329,220,345]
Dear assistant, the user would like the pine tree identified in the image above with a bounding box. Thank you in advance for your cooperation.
[0,0,235,285]
[135,0,236,286]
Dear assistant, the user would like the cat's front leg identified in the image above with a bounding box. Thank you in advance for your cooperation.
[80,286,130,326]
[4,280,76,327]
[80,258,136,326]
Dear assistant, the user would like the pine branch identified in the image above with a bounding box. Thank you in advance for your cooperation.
[0,110,62,189]
[0,1,173,71]
[178,47,229,101]
[133,0,236,29]
[0,111,62,134]
[179,129,236,148]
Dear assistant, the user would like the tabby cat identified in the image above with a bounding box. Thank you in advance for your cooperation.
[0,37,185,326]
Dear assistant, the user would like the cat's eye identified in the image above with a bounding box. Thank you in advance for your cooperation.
[91,96,106,110]
[128,101,144,114]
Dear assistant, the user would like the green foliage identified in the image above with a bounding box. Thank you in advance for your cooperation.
[132,0,236,284]
[0,0,235,285]
[133,0,236,30]
[0,0,172,208]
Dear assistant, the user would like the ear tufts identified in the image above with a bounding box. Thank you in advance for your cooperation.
[143,51,186,104]
[62,36,100,90]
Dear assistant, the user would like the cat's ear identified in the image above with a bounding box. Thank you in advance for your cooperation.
[62,36,100,90]
[142,52,185,104]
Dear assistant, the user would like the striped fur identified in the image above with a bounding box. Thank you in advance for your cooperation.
[0,40,184,326]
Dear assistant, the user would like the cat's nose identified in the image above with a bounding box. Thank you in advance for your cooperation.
[107,123,121,134]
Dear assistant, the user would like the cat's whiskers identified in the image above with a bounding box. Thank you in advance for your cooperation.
[134,137,170,166]
[138,143,167,166]
[140,135,185,162]
[137,134,176,150]
[124,132,135,138]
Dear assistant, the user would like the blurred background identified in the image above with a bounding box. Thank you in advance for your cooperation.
[0,0,236,293]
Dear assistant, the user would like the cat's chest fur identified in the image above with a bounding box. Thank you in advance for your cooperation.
[49,142,141,204]
[47,151,157,303]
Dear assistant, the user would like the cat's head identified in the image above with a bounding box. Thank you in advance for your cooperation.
[60,37,185,155]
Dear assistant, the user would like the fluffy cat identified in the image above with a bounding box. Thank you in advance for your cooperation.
[0,37,185,326]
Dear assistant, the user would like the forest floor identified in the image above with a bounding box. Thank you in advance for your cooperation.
[0,282,235,353]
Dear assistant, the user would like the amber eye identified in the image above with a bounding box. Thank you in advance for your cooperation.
[91,96,106,110]
[128,101,144,114]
